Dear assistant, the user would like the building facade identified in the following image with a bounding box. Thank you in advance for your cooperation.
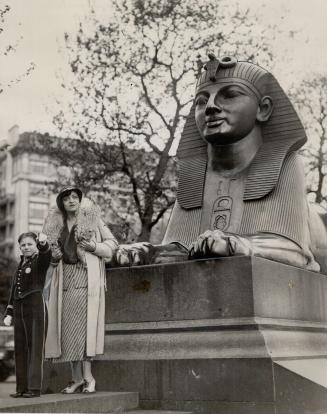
[0,126,56,258]
[0,126,172,259]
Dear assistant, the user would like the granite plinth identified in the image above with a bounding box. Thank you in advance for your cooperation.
[44,257,327,413]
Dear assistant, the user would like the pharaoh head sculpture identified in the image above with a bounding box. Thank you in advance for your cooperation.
[177,55,307,209]
[195,54,273,145]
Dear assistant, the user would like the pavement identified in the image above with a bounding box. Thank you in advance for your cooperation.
[0,379,193,413]
[0,376,15,399]
[0,387,139,413]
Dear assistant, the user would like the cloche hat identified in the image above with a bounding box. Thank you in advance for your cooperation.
[56,185,83,213]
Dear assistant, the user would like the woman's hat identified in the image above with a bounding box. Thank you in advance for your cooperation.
[56,185,83,212]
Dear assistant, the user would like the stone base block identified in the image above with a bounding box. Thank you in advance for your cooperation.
[44,257,327,413]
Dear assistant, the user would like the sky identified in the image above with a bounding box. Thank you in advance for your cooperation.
[0,0,326,139]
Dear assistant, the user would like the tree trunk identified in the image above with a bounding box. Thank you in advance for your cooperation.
[137,224,152,242]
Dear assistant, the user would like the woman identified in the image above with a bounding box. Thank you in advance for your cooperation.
[43,185,118,393]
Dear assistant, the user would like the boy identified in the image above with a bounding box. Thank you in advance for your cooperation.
[3,232,51,398]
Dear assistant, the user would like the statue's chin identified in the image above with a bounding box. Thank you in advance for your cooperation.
[202,134,244,146]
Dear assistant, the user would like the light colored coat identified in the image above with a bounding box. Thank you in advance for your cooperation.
[45,219,117,358]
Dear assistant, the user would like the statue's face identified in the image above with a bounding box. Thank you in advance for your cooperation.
[195,81,260,145]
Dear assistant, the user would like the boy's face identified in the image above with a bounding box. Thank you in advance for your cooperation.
[19,237,37,258]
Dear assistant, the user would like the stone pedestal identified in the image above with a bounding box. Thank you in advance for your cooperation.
[44,257,327,413]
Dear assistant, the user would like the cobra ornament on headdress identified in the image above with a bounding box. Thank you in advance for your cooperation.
[176,54,307,210]
[200,54,238,82]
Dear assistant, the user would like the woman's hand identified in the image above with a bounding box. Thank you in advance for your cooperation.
[79,239,96,252]
[51,244,63,261]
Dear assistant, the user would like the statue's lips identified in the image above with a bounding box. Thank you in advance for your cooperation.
[205,119,225,128]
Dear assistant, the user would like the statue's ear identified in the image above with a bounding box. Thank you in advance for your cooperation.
[256,96,273,122]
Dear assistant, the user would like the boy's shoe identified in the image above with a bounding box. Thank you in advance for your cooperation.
[22,390,40,398]
[10,392,25,398]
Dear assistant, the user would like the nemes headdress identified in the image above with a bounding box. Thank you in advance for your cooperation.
[177,54,307,209]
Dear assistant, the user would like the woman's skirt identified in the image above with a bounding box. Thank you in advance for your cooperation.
[53,263,88,363]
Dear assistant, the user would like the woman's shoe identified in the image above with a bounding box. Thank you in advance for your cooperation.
[61,380,84,394]
[82,378,96,393]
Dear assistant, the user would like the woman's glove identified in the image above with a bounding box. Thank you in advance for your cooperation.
[79,239,96,252]
[51,244,63,263]
[4,315,12,326]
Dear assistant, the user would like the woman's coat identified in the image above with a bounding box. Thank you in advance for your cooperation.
[45,218,117,358]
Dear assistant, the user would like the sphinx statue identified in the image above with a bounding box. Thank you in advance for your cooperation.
[116,54,327,272]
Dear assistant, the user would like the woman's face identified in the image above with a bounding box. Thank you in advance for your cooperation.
[19,237,37,258]
[62,191,80,213]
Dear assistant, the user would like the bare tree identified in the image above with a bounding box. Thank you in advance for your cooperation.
[291,75,327,206]
[0,4,35,95]
[52,0,282,241]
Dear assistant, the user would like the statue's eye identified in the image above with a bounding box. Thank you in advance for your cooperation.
[221,88,243,99]
[195,96,208,106]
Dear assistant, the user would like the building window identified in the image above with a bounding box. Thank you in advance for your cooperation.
[30,159,48,175]
[0,206,5,220]
[29,224,43,234]
[0,226,5,242]
[29,202,48,220]
[30,183,48,198]
[12,157,19,176]
[8,202,14,217]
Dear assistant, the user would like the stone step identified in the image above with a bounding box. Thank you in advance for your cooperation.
[0,391,139,413]
[128,411,193,413]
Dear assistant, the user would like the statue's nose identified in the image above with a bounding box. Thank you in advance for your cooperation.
[205,101,222,115]
[205,94,222,115]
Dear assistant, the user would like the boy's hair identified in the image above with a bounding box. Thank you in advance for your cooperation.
[18,232,37,244]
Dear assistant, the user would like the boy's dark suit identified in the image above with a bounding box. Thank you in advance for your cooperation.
[5,242,51,393]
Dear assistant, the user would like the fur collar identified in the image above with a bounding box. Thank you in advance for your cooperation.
[43,197,101,246]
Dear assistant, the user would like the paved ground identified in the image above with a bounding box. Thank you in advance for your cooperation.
[0,390,139,413]
[0,377,15,399]
[0,381,193,413]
